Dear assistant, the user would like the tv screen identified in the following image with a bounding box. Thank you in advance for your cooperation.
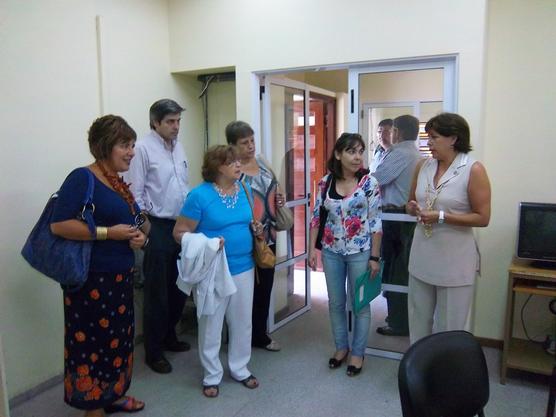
[517,202,556,263]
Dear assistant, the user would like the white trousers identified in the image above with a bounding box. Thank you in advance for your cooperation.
[408,274,474,345]
[197,268,254,386]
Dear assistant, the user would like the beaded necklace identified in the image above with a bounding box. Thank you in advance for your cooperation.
[423,182,444,238]
[423,159,460,237]
[213,182,240,209]
[97,161,137,215]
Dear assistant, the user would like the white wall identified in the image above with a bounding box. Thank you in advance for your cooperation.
[207,81,237,147]
[477,0,556,339]
[359,69,443,104]
[0,0,99,399]
[0,0,203,398]
[168,0,487,150]
[287,69,349,93]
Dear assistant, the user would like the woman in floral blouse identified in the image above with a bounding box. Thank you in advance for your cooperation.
[309,133,382,377]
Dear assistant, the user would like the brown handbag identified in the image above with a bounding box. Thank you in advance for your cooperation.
[240,181,276,269]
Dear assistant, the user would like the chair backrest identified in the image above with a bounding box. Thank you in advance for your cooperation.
[398,330,489,417]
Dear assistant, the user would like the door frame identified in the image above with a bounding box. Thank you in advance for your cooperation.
[347,56,457,360]
[261,76,313,332]
[348,56,458,132]
[255,54,458,336]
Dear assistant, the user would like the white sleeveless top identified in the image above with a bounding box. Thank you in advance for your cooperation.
[408,153,480,287]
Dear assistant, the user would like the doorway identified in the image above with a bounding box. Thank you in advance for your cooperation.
[257,55,457,354]
[349,60,454,359]
[309,92,336,271]
[261,76,338,332]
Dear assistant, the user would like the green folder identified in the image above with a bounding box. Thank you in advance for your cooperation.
[353,261,384,314]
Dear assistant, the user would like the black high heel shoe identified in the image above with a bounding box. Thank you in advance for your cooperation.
[346,357,364,376]
[328,351,349,369]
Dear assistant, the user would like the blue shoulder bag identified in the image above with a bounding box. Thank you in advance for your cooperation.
[21,168,96,292]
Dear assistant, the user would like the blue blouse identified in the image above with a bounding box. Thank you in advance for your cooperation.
[180,181,254,276]
[51,167,139,272]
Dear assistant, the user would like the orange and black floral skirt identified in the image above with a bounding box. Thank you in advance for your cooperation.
[63,270,134,410]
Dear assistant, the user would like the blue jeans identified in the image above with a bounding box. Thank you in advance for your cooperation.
[321,249,371,357]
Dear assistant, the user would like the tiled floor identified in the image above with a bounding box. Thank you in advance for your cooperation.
[11,274,551,417]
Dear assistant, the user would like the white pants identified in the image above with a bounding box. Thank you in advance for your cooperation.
[197,268,254,386]
[408,274,474,345]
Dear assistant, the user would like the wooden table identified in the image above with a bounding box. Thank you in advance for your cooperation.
[501,258,556,385]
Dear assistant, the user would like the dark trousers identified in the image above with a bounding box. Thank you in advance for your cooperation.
[381,220,416,333]
[252,244,276,347]
[143,216,187,362]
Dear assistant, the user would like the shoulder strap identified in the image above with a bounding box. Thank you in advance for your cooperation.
[322,174,333,200]
[256,155,278,182]
[82,168,95,205]
[240,181,255,219]
[79,168,96,236]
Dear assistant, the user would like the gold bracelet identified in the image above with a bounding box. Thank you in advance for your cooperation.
[96,226,108,240]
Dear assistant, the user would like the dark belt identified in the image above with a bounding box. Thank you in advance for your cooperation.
[147,215,176,226]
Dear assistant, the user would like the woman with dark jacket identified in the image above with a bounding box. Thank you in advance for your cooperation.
[51,115,149,416]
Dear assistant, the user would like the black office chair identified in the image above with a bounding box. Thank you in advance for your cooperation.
[398,330,489,417]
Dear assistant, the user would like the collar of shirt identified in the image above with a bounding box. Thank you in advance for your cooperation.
[151,129,177,151]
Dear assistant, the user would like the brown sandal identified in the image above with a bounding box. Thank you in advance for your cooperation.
[104,396,145,413]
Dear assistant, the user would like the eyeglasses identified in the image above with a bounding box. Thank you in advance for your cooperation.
[226,160,241,167]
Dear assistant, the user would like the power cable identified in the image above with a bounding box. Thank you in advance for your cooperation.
[520,294,550,343]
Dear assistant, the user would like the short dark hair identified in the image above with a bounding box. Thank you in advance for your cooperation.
[378,119,393,128]
[327,133,365,180]
[425,112,472,153]
[88,115,136,161]
[225,120,254,145]
[149,99,184,129]
[394,114,419,141]
[201,145,239,183]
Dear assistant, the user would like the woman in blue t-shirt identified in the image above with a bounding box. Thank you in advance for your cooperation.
[173,145,263,398]
[50,115,149,416]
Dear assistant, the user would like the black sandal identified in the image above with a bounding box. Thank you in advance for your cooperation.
[202,385,219,398]
[346,357,364,376]
[238,374,259,389]
[328,351,349,369]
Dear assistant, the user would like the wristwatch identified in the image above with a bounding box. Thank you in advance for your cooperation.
[438,210,445,224]
[370,256,381,262]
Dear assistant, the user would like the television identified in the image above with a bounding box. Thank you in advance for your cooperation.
[516,202,556,266]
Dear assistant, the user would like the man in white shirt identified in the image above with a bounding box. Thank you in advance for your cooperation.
[127,99,190,373]
[369,119,393,174]
[372,115,421,336]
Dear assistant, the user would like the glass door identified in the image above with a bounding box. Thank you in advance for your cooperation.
[262,76,311,331]
[347,57,457,359]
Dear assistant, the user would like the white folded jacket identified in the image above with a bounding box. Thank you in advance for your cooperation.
[176,232,236,317]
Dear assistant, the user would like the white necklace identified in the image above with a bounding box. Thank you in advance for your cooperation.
[213,182,240,209]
